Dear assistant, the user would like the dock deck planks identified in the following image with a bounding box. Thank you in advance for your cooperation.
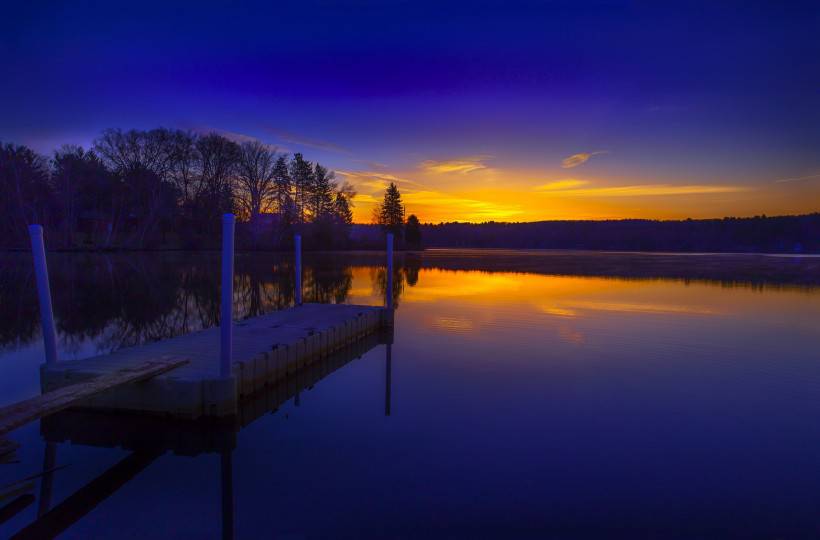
[39,303,387,419]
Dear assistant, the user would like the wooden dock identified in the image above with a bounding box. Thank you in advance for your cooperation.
[40,303,388,419]
[0,359,188,437]
[40,330,387,455]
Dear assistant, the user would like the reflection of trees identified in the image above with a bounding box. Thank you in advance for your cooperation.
[371,266,404,308]
[403,254,421,287]
[369,253,422,308]
[0,254,40,349]
[0,252,360,353]
[303,254,353,305]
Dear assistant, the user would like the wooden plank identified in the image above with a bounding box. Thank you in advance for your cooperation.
[0,357,188,437]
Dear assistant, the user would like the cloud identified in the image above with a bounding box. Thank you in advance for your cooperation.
[561,151,607,169]
[190,126,286,153]
[537,183,749,197]
[336,170,426,191]
[534,179,590,191]
[263,128,350,154]
[775,173,820,184]
[420,155,492,174]
[352,159,389,170]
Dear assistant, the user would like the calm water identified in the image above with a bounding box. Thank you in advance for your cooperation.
[1,250,820,538]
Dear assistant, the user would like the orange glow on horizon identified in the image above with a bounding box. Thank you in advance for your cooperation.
[342,164,820,224]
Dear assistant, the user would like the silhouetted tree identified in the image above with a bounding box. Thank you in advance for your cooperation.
[272,155,293,215]
[289,153,313,224]
[236,141,279,246]
[165,130,200,208]
[405,214,422,249]
[194,133,240,237]
[335,192,353,225]
[1,128,360,250]
[0,142,52,243]
[93,129,181,247]
[376,182,405,239]
[308,163,336,222]
[52,146,119,246]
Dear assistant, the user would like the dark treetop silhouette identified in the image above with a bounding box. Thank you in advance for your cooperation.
[2,129,818,253]
[1,129,357,250]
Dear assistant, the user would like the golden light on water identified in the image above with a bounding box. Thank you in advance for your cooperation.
[347,267,820,346]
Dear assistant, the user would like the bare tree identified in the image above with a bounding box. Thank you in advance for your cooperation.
[194,134,240,234]
[93,129,178,247]
[236,141,278,219]
[165,130,201,208]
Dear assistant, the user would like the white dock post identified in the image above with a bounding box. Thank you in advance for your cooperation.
[220,214,235,378]
[29,225,58,365]
[294,234,302,306]
[386,233,394,309]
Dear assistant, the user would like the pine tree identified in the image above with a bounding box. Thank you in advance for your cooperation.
[377,183,405,238]
[272,155,292,215]
[289,153,313,223]
[309,163,335,221]
[334,192,353,225]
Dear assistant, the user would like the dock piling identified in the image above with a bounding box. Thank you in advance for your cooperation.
[386,233,394,309]
[221,449,234,540]
[385,344,392,416]
[220,214,235,378]
[28,225,58,365]
[294,234,302,305]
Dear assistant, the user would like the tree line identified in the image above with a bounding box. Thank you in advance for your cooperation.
[0,128,357,249]
[416,214,820,253]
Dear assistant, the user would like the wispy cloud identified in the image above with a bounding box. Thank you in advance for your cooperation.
[561,151,608,169]
[420,155,493,174]
[352,159,389,170]
[336,170,426,191]
[536,183,748,197]
[775,173,820,184]
[534,179,590,191]
[263,128,350,154]
[190,126,286,153]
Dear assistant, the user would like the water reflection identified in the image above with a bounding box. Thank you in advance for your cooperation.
[9,331,391,539]
[3,250,816,356]
[1,250,820,537]
[0,252,421,354]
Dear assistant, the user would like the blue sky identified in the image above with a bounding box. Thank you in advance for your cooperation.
[2,1,818,221]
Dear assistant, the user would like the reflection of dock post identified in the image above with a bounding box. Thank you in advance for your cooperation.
[220,214,235,378]
[294,234,302,306]
[386,233,394,309]
[385,344,392,416]
[37,442,57,517]
[221,450,234,540]
[28,225,58,365]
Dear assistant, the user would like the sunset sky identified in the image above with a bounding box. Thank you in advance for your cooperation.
[2,1,818,223]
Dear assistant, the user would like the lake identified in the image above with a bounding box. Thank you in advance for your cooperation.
[1,249,820,538]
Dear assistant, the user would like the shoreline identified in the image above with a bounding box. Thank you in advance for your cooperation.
[2,247,819,257]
